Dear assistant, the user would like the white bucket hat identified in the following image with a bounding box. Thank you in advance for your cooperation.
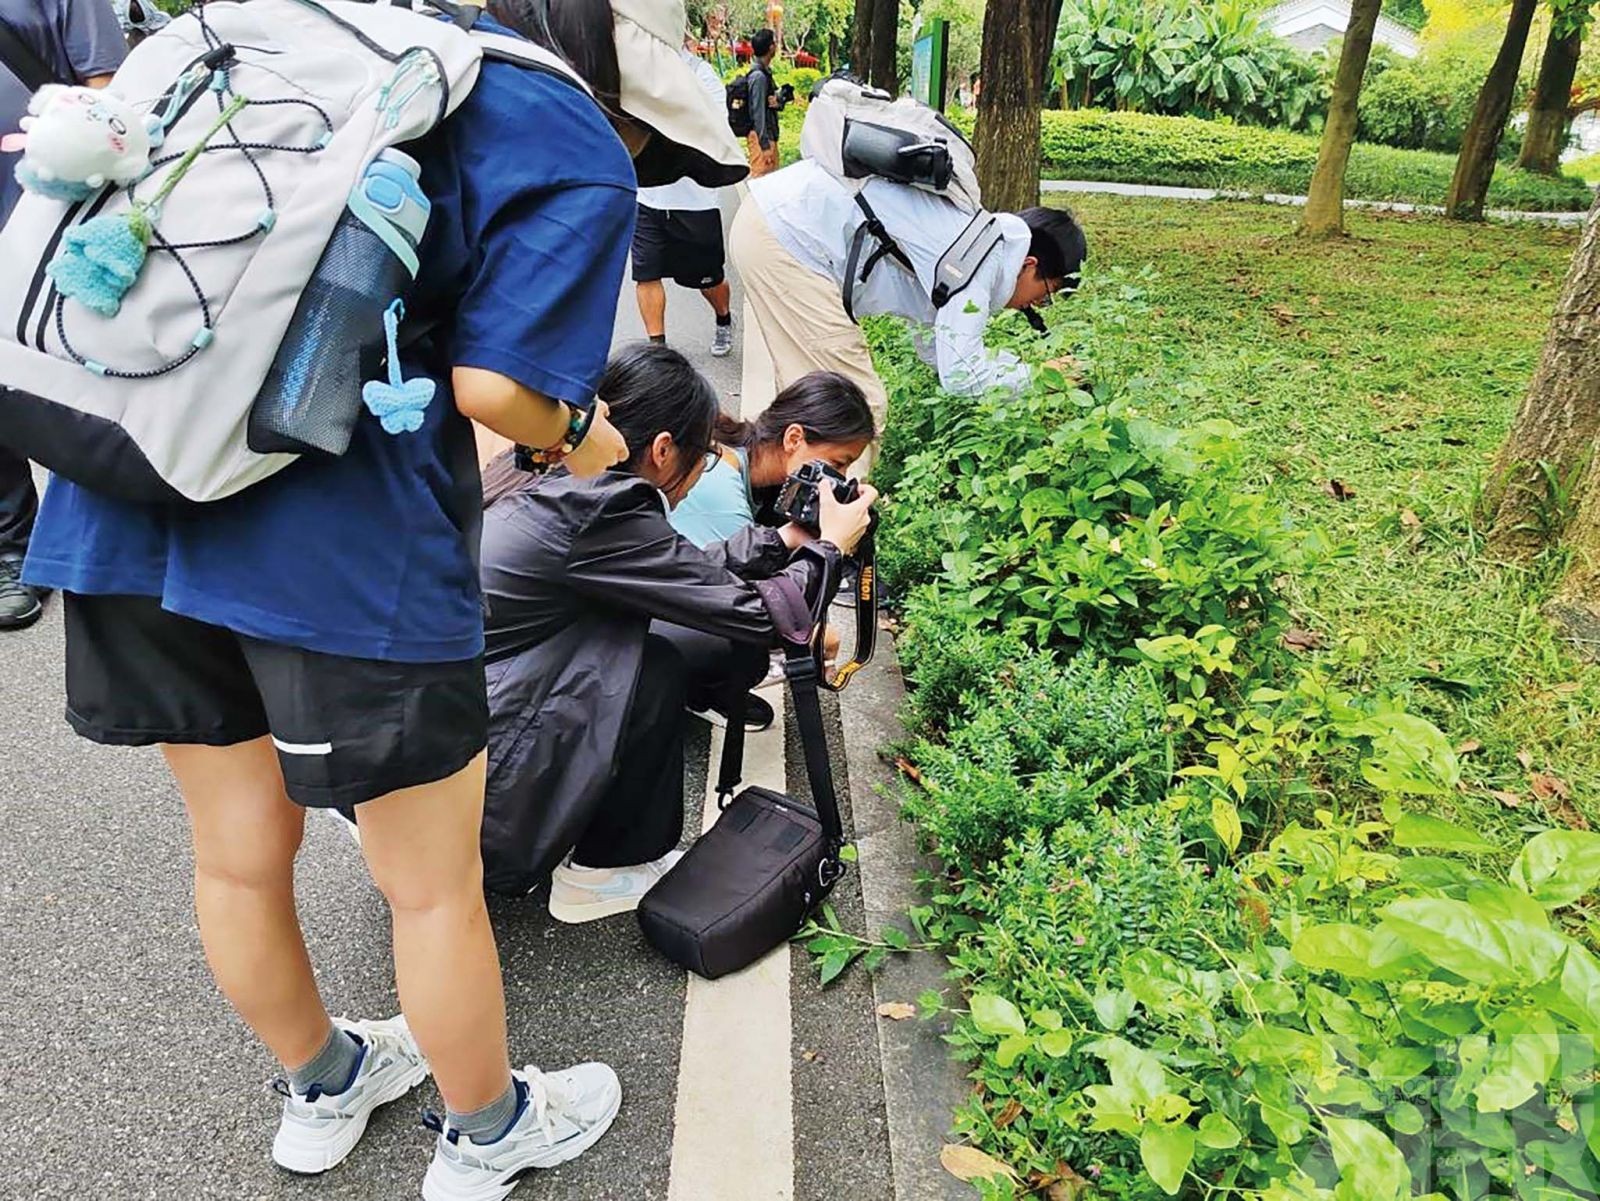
[610,0,748,187]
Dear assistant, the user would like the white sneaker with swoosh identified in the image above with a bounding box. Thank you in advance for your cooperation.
[547,849,685,924]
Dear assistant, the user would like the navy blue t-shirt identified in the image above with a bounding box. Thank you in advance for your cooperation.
[24,41,638,663]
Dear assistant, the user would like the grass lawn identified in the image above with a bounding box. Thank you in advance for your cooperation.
[1049,194,1600,848]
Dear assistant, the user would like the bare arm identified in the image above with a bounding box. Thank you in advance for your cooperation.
[455,368,628,477]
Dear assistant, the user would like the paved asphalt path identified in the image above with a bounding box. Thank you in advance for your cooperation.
[0,199,896,1201]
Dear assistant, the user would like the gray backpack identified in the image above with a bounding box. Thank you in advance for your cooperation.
[799,76,1004,321]
[0,0,585,504]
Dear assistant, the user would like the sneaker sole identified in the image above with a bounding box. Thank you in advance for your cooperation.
[686,707,775,733]
[710,344,733,358]
[547,892,649,925]
[271,1057,431,1175]
[0,599,43,630]
[420,1091,623,1201]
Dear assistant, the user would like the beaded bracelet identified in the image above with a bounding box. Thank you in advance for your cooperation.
[514,403,594,474]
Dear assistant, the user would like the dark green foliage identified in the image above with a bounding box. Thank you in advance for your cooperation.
[900,640,1170,872]
[1035,109,1594,211]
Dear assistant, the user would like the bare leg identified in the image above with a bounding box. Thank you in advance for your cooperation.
[356,752,511,1113]
[701,279,731,320]
[636,280,668,339]
[165,738,331,1070]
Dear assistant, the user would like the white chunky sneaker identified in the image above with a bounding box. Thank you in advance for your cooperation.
[547,849,685,925]
[421,1064,623,1201]
[271,1015,430,1174]
[710,317,734,357]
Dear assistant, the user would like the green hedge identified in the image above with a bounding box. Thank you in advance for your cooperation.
[1040,109,1594,212]
[781,107,1593,212]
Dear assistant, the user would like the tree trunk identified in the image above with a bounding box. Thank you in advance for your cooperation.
[851,0,874,78]
[974,0,1055,211]
[1298,0,1383,238]
[869,0,899,93]
[1447,0,1539,221]
[1518,22,1585,174]
[1485,191,1600,598]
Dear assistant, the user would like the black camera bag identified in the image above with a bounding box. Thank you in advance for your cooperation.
[638,571,846,979]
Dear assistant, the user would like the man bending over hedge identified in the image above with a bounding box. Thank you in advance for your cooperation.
[729,156,1086,468]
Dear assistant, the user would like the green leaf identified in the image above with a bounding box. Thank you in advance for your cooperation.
[1140,1122,1195,1196]
[1379,898,1557,986]
[1086,1036,1167,1105]
[819,947,853,986]
[1291,923,1416,980]
[1038,1029,1074,1058]
[1092,988,1136,1031]
[1197,1112,1242,1149]
[970,994,1027,1038]
[994,1034,1032,1069]
[1324,1117,1411,1201]
[917,989,943,1018]
[836,844,859,863]
[1212,794,1243,855]
[1511,830,1600,907]
[1031,1008,1064,1031]
[1392,812,1497,854]
[1387,1101,1425,1136]
[881,926,912,951]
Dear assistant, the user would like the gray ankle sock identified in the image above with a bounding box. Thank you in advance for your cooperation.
[288,1025,363,1098]
[448,1078,522,1144]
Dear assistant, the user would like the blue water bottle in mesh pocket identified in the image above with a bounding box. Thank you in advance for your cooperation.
[248,149,431,457]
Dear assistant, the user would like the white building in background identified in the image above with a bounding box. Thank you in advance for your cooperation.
[1263,0,1422,58]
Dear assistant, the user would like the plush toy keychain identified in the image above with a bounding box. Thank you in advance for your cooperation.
[1,82,249,319]
[5,85,163,201]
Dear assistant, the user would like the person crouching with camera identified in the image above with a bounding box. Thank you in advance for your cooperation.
[476,343,876,917]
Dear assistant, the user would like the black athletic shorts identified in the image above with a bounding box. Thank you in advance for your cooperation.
[63,593,488,809]
[631,204,726,289]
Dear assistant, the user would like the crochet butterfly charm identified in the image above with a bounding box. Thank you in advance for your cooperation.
[362,300,436,435]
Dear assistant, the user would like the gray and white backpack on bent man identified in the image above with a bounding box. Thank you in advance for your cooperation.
[800,75,1007,322]
[0,0,587,504]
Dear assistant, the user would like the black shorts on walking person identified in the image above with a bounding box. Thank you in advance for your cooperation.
[63,593,488,809]
[630,204,726,289]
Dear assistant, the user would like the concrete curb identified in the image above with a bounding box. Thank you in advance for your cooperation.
[1040,177,1594,227]
[836,611,973,1201]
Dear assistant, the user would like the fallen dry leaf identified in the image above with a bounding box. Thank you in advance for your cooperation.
[995,1099,1024,1129]
[1490,790,1525,809]
[893,756,923,785]
[1269,303,1298,326]
[1282,627,1325,652]
[1531,773,1572,802]
[1323,479,1357,502]
[876,1002,916,1022]
[1551,681,1581,696]
[801,1049,822,1063]
[1400,509,1422,530]
[1456,739,1482,756]
[1044,1164,1094,1200]
[1517,750,1535,771]
[940,1144,1018,1184]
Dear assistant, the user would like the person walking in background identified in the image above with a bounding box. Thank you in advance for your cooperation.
[742,27,781,176]
[0,0,126,630]
[634,43,736,357]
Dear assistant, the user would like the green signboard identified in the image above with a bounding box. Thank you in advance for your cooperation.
[910,17,949,112]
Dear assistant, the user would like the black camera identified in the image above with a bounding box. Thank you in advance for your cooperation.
[775,460,857,535]
[776,82,796,108]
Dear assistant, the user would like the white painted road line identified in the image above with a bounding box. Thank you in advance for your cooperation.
[667,701,796,1201]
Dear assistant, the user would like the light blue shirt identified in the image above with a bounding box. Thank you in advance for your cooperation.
[670,446,754,547]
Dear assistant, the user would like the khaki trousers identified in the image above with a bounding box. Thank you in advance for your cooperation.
[728,200,889,471]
